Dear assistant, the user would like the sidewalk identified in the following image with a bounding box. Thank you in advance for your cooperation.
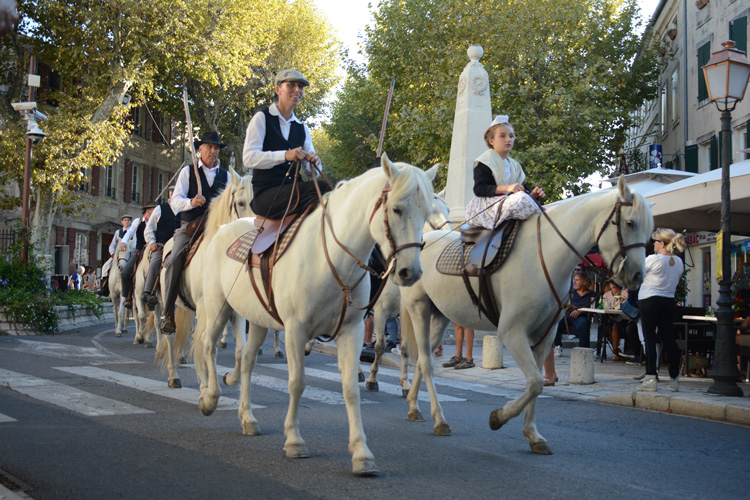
[313,327,750,427]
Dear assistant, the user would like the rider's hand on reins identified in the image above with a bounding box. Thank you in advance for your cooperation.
[530,187,545,200]
[191,194,206,207]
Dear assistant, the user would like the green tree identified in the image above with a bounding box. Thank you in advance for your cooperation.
[325,0,659,198]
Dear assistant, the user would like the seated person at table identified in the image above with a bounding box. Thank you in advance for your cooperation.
[553,271,596,350]
[603,281,629,359]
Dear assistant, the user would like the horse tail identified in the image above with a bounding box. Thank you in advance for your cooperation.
[401,302,418,362]
[143,311,155,344]
[175,307,194,363]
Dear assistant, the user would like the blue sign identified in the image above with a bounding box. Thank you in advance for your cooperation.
[649,144,662,169]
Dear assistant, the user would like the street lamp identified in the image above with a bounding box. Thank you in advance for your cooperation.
[702,40,750,396]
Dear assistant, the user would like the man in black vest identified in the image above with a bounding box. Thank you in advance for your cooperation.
[97,215,133,297]
[242,69,330,219]
[143,187,181,310]
[122,201,156,308]
[161,131,229,333]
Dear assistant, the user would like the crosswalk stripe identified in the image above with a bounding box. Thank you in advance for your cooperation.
[262,364,465,403]
[54,366,254,410]
[213,365,372,405]
[0,368,152,416]
[0,412,18,423]
[11,339,137,364]
[366,365,550,399]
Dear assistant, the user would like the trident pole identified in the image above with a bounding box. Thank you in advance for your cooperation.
[376,77,395,158]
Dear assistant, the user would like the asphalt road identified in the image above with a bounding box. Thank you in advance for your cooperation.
[0,326,748,500]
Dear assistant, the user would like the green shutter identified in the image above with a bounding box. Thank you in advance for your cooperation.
[697,42,711,101]
[731,17,747,55]
[686,144,699,172]
[710,135,718,170]
[746,120,750,160]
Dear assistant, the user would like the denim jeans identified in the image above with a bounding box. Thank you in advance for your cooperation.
[385,317,399,343]
[554,314,591,348]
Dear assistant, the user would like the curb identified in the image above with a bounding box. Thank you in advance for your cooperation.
[594,392,750,425]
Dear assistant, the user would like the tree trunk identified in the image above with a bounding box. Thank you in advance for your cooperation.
[29,184,59,255]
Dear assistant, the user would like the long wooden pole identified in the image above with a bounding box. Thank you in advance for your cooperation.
[182,86,201,196]
[376,77,395,158]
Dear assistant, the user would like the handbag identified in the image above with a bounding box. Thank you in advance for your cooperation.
[620,300,639,320]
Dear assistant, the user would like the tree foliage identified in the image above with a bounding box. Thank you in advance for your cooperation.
[326,0,660,198]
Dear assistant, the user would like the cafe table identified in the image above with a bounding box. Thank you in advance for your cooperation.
[577,308,623,362]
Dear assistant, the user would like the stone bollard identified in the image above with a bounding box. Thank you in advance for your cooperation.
[570,347,595,384]
[482,335,503,369]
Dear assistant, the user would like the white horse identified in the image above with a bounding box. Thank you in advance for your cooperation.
[193,156,437,475]
[399,177,652,451]
[220,324,284,359]
[109,242,134,337]
[157,169,254,388]
[133,246,158,347]
[363,193,452,392]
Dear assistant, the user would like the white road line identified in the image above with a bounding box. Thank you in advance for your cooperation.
[54,366,253,410]
[366,365,550,399]
[10,339,138,365]
[214,365,372,405]
[0,368,152,416]
[261,364,465,403]
[0,412,18,423]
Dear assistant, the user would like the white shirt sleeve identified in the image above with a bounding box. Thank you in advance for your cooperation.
[120,218,140,247]
[108,234,118,255]
[144,206,161,244]
[170,166,193,215]
[243,111,287,170]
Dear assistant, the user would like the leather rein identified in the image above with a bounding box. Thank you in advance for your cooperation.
[532,199,646,348]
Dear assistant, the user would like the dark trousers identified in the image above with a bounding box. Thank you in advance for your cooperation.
[554,314,591,348]
[252,180,330,219]
[121,252,136,299]
[640,296,680,378]
[162,222,192,317]
[144,249,163,294]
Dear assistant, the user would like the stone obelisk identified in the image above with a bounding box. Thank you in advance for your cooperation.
[445,45,492,225]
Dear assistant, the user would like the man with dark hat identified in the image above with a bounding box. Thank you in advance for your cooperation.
[98,214,134,297]
[161,131,230,333]
[242,69,330,219]
[142,186,181,310]
[122,200,157,308]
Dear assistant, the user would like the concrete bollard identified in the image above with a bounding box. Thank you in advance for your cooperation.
[482,335,503,369]
[570,347,595,384]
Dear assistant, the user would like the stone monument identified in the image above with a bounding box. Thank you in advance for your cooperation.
[444,45,493,225]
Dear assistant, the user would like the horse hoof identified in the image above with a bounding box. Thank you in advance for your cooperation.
[408,409,424,422]
[123,329,128,334]
[284,444,310,459]
[199,398,216,416]
[220,341,227,349]
[357,371,365,383]
[145,342,153,349]
[530,441,553,455]
[275,351,284,359]
[168,378,182,389]
[433,422,452,436]
[352,459,379,477]
[222,373,231,386]
[178,356,187,365]
[258,348,263,356]
[114,332,122,338]
[135,336,144,345]
[242,420,261,436]
[489,410,505,431]
[402,389,409,398]
[365,381,379,392]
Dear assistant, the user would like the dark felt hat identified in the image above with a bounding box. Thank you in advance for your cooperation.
[193,131,227,150]
[142,200,158,212]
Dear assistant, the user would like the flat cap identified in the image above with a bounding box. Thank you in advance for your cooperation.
[275,69,309,87]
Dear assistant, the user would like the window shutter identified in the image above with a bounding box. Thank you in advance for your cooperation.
[91,166,100,196]
[88,230,98,268]
[144,113,153,142]
[685,145,698,172]
[710,135,718,170]
[697,42,711,102]
[142,165,150,204]
[731,17,747,54]
[151,111,161,143]
[124,159,133,203]
[746,120,750,160]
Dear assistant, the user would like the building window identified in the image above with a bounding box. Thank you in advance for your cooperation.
[670,69,678,124]
[78,168,89,192]
[660,84,667,135]
[132,107,142,136]
[697,42,711,102]
[131,164,140,203]
[730,16,747,54]
[105,164,115,198]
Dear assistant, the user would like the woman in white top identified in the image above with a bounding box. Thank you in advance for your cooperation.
[637,228,686,392]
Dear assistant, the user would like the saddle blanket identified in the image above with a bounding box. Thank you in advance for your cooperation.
[435,219,520,276]
[226,213,307,265]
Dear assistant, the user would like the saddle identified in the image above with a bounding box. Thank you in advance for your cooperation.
[251,213,298,255]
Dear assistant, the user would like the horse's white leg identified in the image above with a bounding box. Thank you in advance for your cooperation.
[282,325,310,460]
[111,296,120,336]
[419,312,451,435]
[336,328,378,476]
[489,329,552,455]
[198,303,231,416]
[399,334,411,397]
[365,312,387,392]
[220,324,229,349]
[520,340,553,454]
[273,330,284,359]
[223,313,247,387]
[238,323,266,436]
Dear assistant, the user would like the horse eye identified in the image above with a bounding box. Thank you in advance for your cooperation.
[626,220,634,228]
[392,206,403,216]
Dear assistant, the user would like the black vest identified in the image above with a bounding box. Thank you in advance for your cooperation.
[251,108,306,195]
[135,220,147,251]
[182,165,229,222]
[118,228,127,239]
[155,203,181,244]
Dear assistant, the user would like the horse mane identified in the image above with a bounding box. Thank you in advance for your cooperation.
[389,162,433,214]
[203,173,253,242]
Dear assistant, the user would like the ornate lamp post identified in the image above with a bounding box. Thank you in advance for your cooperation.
[702,41,750,396]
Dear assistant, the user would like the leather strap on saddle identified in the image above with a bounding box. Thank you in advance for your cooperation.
[252,213,298,255]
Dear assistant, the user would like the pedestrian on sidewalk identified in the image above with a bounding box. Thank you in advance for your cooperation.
[443,323,475,369]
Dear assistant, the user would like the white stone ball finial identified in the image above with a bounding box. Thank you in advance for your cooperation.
[467,45,483,62]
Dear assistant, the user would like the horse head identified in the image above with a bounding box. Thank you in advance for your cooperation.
[115,243,133,271]
[425,190,453,233]
[203,167,254,241]
[373,154,437,286]
[596,176,653,290]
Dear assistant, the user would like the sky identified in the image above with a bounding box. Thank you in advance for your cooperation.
[313,0,665,65]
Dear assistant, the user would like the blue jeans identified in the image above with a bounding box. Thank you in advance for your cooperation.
[385,317,399,343]
[554,314,591,348]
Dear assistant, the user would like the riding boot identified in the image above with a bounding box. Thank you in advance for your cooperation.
[122,277,133,309]
[97,278,109,297]
[161,305,176,334]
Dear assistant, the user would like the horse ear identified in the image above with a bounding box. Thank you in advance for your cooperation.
[229,166,240,184]
[617,176,633,203]
[425,163,439,183]
[381,153,399,181]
